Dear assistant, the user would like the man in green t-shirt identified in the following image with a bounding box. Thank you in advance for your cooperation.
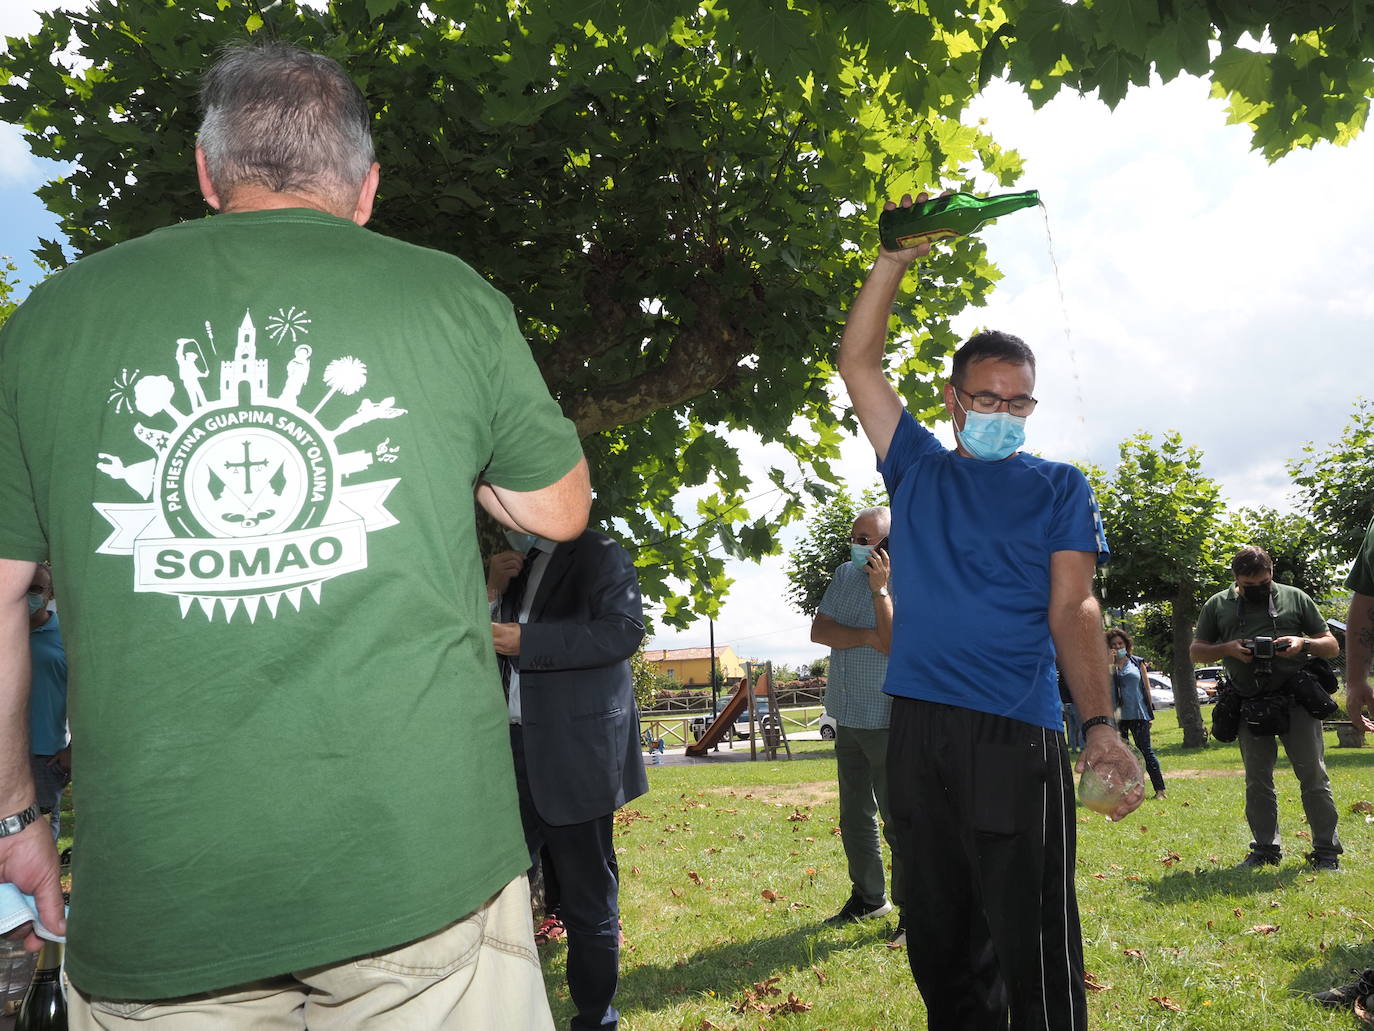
[0,42,589,1028]
[1191,546,1342,870]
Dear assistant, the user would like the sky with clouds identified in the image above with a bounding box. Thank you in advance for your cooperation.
[3,5,1372,670]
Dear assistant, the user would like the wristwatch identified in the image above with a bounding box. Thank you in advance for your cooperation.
[1081,715,1118,734]
[0,803,39,838]
[872,587,889,598]
[1300,639,1310,655]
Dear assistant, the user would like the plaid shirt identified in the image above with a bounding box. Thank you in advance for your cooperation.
[818,561,891,730]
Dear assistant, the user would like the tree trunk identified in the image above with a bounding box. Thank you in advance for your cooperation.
[1170,587,1208,748]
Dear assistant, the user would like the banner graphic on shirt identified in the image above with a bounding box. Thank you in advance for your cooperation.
[92,309,406,621]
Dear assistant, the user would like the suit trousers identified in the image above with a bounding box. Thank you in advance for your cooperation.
[1237,705,1342,858]
[511,726,621,1031]
[888,697,1086,1031]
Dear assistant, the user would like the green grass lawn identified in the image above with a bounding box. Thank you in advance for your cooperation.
[542,716,1374,1030]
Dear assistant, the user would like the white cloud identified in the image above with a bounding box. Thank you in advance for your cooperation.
[0,124,36,185]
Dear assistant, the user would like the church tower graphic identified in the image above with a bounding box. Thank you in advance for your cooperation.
[220,310,270,404]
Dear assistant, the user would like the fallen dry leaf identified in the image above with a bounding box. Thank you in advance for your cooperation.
[761,889,780,903]
[788,809,810,822]
[1083,971,1112,992]
[1159,850,1182,867]
[1150,996,1183,1012]
[670,887,683,898]
[687,871,703,885]
[1123,949,1143,960]
[813,966,827,985]
[1350,800,1373,814]
[1233,907,1244,918]
[1249,924,1279,935]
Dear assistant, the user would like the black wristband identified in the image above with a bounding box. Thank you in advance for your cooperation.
[1081,715,1118,734]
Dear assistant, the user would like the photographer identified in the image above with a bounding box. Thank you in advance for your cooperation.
[1191,546,1342,870]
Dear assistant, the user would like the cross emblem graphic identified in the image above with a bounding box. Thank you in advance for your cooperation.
[224,440,270,494]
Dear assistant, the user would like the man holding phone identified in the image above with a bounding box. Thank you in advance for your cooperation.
[1192,545,1342,869]
[810,506,905,943]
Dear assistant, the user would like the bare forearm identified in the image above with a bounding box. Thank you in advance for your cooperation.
[1348,593,1374,681]
[0,593,35,815]
[810,616,878,651]
[873,597,892,654]
[837,259,907,459]
[1051,596,1112,721]
[1190,639,1229,663]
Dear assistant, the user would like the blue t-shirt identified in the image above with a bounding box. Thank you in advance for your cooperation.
[29,611,69,755]
[878,409,1109,730]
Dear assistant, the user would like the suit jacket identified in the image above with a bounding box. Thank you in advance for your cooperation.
[513,529,649,826]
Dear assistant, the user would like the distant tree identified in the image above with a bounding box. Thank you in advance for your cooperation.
[784,486,887,617]
[1081,431,1229,748]
[1112,604,1173,668]
[629,643,676,712]
[772,665,800,684]
[809,657,830,679]
[1288,397,1374,562]
[0,259,18,330]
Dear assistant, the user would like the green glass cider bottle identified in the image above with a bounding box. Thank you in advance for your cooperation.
[15,940,66,1031]
[878,190,1041,251]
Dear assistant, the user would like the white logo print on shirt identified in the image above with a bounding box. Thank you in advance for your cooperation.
[93,309,404,620]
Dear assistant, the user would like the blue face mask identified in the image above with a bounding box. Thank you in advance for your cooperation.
[28,593,47,617]
[1115,647,1128,658]
[505,530,538,553]
[955,405,1026,462]
[850,544,874,569]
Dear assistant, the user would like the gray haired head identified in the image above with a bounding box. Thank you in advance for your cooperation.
[199,42,374,209]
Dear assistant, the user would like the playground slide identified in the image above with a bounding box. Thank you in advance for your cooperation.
[684,680,749,757]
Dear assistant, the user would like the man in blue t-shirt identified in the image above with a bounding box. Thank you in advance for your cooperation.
[27,564,69,842]
[837,191,1143,1031]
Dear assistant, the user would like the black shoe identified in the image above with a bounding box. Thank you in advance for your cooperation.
[1235,851,1281,868]
[1313,968,1374,1007]
[824,893,893,925]
[1307,852,1341,872]
[886,914,907,948]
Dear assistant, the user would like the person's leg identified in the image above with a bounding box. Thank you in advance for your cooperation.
[69,977,306,1030]
[968,715,1087,1031]
[541,814,621,1031]
[835,724,886,907]
[1238,723,1282,858]
[300,875,554,1031]
[1126,721,1166,795]
[889,699,1006,1031]
[861,726,905,912]
[1280,708,1343,858]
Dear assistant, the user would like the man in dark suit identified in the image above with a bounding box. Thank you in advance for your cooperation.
[489,529,648,1031]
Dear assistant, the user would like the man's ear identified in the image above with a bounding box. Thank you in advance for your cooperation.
[351,162,381,225]
[195,147,222,211]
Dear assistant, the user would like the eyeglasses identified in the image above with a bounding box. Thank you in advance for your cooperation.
[850,535,884,545]
[956,388,1038,417]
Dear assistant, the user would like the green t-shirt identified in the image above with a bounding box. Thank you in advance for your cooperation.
[1193,582,1327,697]
[0,209,584,998]
[1347,517,1374,596]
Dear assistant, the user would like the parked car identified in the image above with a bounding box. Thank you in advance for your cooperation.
[817,708,837,740]
[1192,666,1227,700]
[1147,671,1205,708]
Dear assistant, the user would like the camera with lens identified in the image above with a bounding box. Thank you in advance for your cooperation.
[1242,636,1285,678]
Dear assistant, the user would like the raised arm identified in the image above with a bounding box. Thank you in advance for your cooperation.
[838,195,936,462]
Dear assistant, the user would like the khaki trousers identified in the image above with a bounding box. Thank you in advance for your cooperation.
[70,875,553,1030]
